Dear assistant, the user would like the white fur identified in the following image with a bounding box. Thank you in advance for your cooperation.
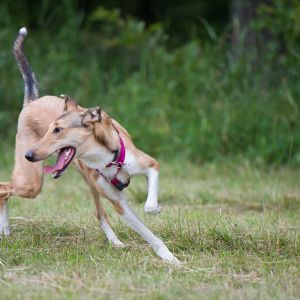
[80,144,133,184]
[0,202,10,237]
[100,217,124,247]
[96,176,181,264]
[78,134,179,262]
[80,143,115,171]
[144,167,161,214]
[19,27,27,36]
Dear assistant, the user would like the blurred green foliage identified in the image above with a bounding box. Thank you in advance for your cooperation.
[0,0,299,165]
[253,0,300,76]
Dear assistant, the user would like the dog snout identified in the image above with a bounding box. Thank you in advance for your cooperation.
[25,150,35,162]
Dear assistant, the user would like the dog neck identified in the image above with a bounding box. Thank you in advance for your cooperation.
[79,142,116,172]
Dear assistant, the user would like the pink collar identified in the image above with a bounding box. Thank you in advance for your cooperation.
[97,129,130,191]
[106,134,126,168]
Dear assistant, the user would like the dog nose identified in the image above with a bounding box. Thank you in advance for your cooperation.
[25,150,35,161]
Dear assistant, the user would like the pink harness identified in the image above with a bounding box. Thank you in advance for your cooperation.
[97,130,130,191]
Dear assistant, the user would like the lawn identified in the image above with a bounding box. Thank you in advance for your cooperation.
[0,160,300,299]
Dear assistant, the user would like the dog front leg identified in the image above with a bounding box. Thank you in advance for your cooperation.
[98,177,180,264]
[144,167,161,214]
[74,160,124,247]
[90,186,124,247]
[93,192,124,247]
[120,198,180,263]
[99,215,124,247]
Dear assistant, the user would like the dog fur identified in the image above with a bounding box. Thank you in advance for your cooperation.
[0,28,180,264]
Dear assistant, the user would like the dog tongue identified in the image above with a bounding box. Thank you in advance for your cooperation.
[43,148,67,174]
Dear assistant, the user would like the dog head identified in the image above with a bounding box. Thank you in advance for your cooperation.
[25,97,120,178]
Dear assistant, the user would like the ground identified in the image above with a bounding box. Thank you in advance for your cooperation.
[0,160,300,299]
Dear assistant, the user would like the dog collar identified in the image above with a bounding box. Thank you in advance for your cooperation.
[97,128,130,191]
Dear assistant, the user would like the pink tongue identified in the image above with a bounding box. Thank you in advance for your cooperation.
[43,149,68,174]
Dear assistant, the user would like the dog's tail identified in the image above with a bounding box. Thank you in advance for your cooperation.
[13,27,39,105]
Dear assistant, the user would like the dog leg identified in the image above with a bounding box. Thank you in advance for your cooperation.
[0,171,42,238]
[11,132,45,199]
[92,186,124,247]
[144,167,161,214]
[120,198,180,263]
[0,183,11,237]
[74,160,124,247]
[98,177,181,264]
[0,134,45,236]
[0,200,10,237]
[99,214,124,247]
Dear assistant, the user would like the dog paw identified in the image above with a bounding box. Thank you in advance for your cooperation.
[112,240,125,248]
[168,256,182,266]
[0,224,10,237]
[144,204,162,215]
[156,246,182,265]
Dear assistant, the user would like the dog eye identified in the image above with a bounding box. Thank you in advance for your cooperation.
[53,127,63,134]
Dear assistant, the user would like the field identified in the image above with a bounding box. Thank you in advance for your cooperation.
[0,1,300,299]
[1,160,300,299]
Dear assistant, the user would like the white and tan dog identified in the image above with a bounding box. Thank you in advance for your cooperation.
[0,28,180,264]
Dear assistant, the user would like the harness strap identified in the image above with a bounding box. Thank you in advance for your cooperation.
[97,128,130,191]
[106,135,126,168]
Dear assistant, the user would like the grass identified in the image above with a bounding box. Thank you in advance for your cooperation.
[0,3,299,298]
[1,160,300,299]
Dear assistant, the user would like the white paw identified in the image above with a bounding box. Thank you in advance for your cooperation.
[144,204,162,215]
[156,246,182,265]
[0,224,10,237]
[112,240,125,248]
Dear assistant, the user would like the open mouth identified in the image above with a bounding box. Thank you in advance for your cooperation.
[43,147,76,179]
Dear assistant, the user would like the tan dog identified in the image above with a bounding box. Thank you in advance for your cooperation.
[25,98,180,264]
[0,28,180,264]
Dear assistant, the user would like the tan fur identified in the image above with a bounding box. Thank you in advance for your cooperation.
[0,96,111,239]
[93,113,120,151]
[29,101,158,173]
[1,28,178,261]
[1,94,181,261]
[24,100,161,219]
[112,202,124,215]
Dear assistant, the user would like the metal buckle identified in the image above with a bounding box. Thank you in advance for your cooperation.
[109,161,124,168]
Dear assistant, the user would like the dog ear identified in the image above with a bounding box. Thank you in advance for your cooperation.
[93,112,120,151]
[81,107,102,126]
[64,96,78,111]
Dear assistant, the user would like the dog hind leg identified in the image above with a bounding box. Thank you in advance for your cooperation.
[0,183,11,236]
[0,168,43,237]
[11,133,44,198]
[0,134,44,237]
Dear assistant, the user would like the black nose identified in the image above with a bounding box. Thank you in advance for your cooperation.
[25,150,35,162]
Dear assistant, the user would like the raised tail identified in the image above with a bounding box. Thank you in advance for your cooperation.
[13,27,39,105]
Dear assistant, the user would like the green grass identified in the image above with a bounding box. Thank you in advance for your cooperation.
[1,160,300,299]
[0,3,299,298]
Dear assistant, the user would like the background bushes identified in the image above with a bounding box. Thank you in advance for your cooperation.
[0,0,299,165]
